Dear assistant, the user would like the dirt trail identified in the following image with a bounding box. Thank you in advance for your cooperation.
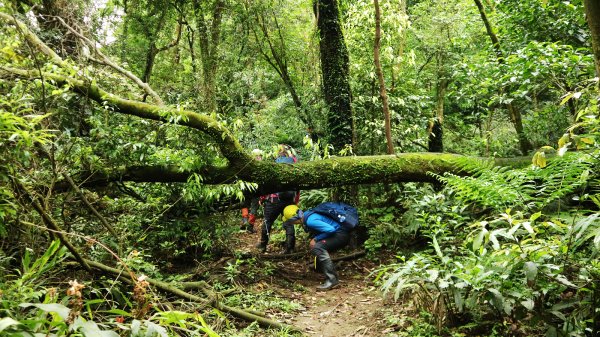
[234,228,405,337]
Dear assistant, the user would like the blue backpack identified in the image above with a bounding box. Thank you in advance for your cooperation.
[275,156,296,164]
[307,202,359,229]
[273,150,298,202]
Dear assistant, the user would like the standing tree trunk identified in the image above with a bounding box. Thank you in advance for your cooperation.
[193,0,225,112]
[314,0,355,151]
[474,0,533,155]
[142,17,182,85]
[585,0,600,77]
[373,0,394,154]
[429,74,447,153]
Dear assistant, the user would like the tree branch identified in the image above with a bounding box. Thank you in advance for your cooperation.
[13,180,91,271]
[54,16,165,105]
[83,258,302,332]
[63,173,122,253]
[1,67,251,165]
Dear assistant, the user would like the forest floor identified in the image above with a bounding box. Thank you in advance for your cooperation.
[230,225,412,337]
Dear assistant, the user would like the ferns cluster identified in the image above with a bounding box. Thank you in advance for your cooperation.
[434,151,599,213]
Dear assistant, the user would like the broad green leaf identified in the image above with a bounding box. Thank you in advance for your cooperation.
[488,288,505,313]
[20,303,70,321]
[473,228,488,252]
[432,236,443,258]
[551,299,579,311]
[546,326,557,337]
[489,231,500,250]
[557,133,570,148]
[524,261,537,281]
[426,269,439,282]
[555,275,577,288]
[104,309,132,317]
[522,222,534,235]
[0,317,20,332]
[529,212,542,223]
[145,320,168,337]
[520,298,534,310]
[73,317,119,337]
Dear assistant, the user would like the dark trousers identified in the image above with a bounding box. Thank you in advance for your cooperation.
[310,230,351,263]
[260,197,295,246]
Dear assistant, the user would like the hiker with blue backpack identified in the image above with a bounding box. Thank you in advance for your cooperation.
[256,145,300,254]
[281,202,359,291]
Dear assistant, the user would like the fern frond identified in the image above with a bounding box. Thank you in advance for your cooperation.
[433,158,534,211]
[526,152,598,209]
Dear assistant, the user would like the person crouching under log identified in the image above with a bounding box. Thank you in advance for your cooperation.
[281,205,351,291]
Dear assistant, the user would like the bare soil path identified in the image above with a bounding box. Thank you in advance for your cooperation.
[233,227,407,337]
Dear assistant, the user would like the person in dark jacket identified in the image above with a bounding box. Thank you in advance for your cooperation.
[281,204,351,291]
[256,145,299,253]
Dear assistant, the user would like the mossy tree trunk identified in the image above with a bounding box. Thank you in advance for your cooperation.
[585,0,600,78]
[193,0,225,112]
[314,0,355,150]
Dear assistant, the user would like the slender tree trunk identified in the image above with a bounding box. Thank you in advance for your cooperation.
[142,20,182,85]
[142,43,159,84]
[314,0,355,150]
[473,0,533,155]
[585,0,600,77]
[429,76,447,153]
[373,0,394,154]
[248,8,314,128]
[193,0,225,112]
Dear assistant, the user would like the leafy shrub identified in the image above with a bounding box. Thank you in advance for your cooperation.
[0,240,220,337]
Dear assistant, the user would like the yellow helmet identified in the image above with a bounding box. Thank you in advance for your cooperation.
[282,205,299,221]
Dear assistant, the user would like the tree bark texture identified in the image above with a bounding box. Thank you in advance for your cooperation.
[315,0,355,150]
[193,0,225,112]
[373,0,394,154]
[585,0,600,77]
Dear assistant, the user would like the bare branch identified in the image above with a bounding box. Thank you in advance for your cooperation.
[54,16,165,105]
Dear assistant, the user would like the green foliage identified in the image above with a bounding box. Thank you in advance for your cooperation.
[223,289,304,314]
[378,85,600,335]
[363,205,405,253]
[184,174,258,206]
[378,209,600,335]
[0,91,53,228]
[0,240,221,337]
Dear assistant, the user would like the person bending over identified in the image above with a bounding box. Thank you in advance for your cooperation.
[282,204,351,291]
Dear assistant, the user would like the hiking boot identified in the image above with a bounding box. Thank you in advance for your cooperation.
[316,278,339,291]
[316,258,339,291]
[283,236,295,254]
[255,242,267,253]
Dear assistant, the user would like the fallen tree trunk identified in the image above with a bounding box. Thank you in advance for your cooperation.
[55,154,533,196]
